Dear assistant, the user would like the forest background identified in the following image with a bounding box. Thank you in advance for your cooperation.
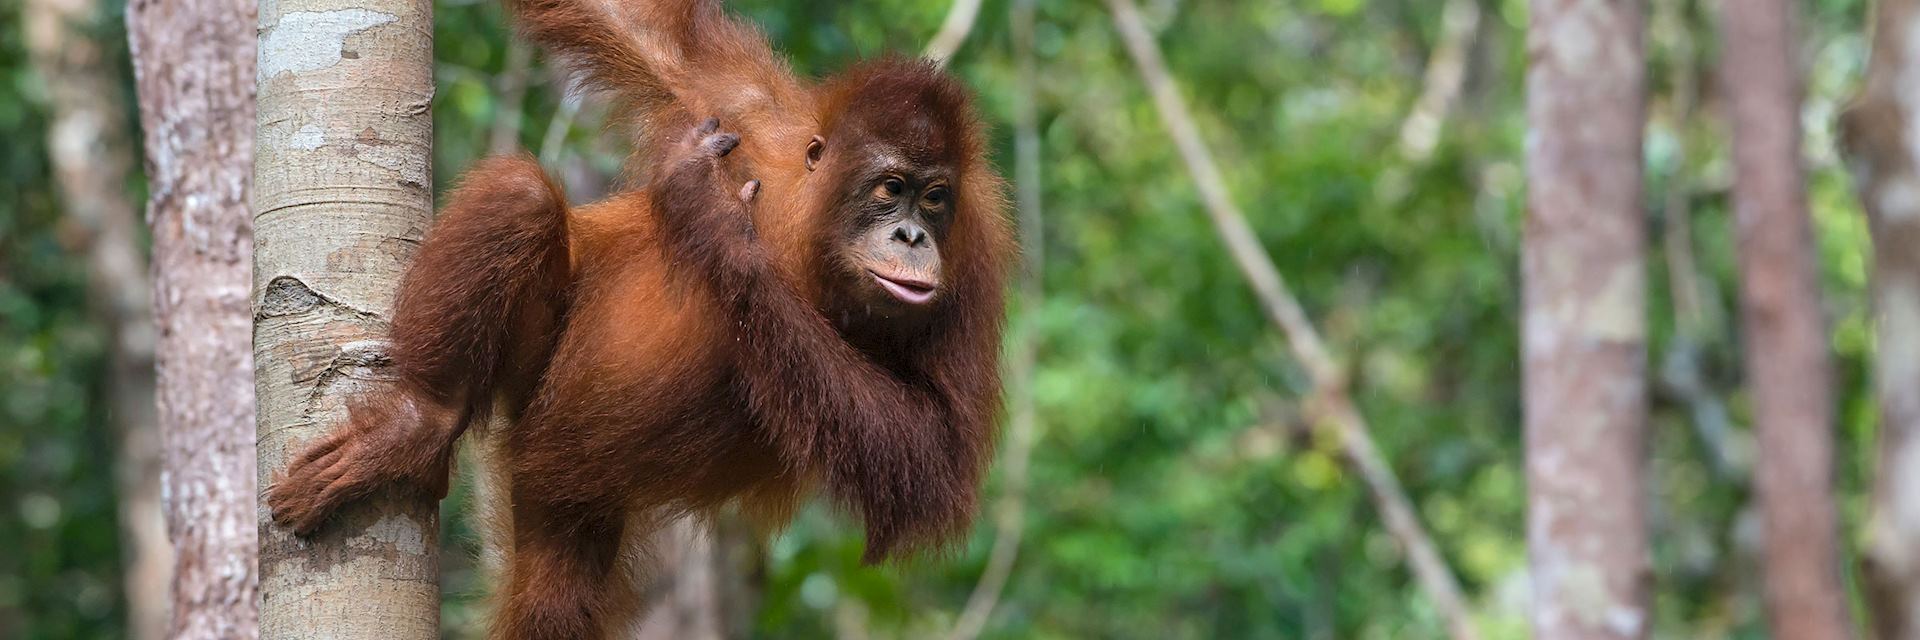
[0,0,1882,637]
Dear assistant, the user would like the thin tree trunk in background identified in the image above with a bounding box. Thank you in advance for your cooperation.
[24,0,169,636]
[1654,0,1750,483]
[1841,0,1920,635]
[126,0,260,633]
[633,521,722,640]
[252,0,438,635]
[1719,1,1856,638]
[711,517,762,639]
[630,520,760,640]
[1523,1,1651,638]
[947,0,1042,636]
[1106,1,1480,638]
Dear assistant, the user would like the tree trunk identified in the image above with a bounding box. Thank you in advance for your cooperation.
[1840,0,1920,636]
[25,0,169,636]
[251,0,438,636]
[632,522,725,640]
[1719,2,1857,638]
[1523,1,1651,638]
[126,0,260,634]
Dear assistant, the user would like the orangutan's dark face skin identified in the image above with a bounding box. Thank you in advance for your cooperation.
[815,134,957,317]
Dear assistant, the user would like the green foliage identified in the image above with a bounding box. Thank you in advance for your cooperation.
[0,5,124,638]
[0,0,1887,637]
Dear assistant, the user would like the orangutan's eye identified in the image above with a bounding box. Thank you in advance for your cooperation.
[876,177,904,200]
[923,187,949,207]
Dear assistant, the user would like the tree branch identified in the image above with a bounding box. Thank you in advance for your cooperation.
[489,40,536,156]
[1395,0,1480,161]
[923,0,986,68]
[1104,1,1479,638]
[540,93,583,167]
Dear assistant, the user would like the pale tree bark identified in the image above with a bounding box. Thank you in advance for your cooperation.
[1106,1,1480,638]
[1719,1,1856,638]
[252,0,438,635]
[1523,1,1651,639]
[709,518,761,638]
[24,0,170,636]
[923,0,986,67]
[1840,0,1920,636]
[632,521,723,640]
[629,520,759,640]
[1395,0,1481,162]
[127,0,260,634]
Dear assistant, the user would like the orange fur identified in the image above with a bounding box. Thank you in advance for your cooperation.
[267,2,1013,637]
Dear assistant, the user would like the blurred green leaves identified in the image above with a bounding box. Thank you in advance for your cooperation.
[0,4,124,637]
[0,0,1890,637]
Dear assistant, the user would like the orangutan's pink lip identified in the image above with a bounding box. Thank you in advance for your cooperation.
[870,271,936,304]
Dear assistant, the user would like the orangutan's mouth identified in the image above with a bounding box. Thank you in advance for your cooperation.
[870,271,936,304]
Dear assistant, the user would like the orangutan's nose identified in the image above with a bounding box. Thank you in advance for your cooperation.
[891,223,929,248]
